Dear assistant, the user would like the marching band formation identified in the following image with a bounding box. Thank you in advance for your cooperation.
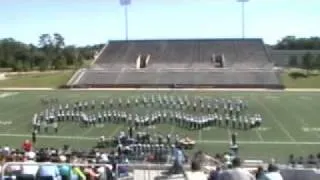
[32,94,263,134]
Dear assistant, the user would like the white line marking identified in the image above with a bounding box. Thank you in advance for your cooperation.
[0,92,19,98]
[255,129,264,141]
[0,133,319,145]
[108,125,124,138]
[253,96,296,142]
[198,129,202,141]
[288,98,320,139]
[73,69,86,85]
[198,140,320,145]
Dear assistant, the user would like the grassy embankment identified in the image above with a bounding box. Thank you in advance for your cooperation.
[281,68,320,88]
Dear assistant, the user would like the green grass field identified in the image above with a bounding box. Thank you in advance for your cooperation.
[0,90,319,162]
[281,69,320,88]
[0,71,73,88]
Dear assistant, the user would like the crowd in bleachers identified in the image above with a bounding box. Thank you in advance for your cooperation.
[2,139,320,180]
[0,140,284,180]
[0,142,130,180]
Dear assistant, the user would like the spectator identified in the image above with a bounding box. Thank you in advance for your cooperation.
[264,164,283,180]
[288,154,295,167]
[22,140,32,152]
[36,155,61,180]
[163,145,187,177]
[186,158,207,180]
[218,157,255,180]
[208,167,221,180]
[72,166,86,180]
[255,166,267,180]
[58,155,71,180]
[21,151,39,178]
[307,154,317,165]
[297,156,304,165]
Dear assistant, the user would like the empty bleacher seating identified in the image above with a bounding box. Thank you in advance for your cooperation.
[70,38,282,88]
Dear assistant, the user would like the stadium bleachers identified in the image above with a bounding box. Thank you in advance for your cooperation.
[233,39,271,68]
[94,39,273,68]
[74,69,281,88]
[69,38,282,88]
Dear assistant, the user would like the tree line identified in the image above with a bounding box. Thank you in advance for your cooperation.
[274,36,320,72]
[0,33,104,72]
[274,36,320,50]
[288,53,320,72]
[2,34,320,72]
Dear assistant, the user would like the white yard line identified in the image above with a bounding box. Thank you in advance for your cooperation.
[227,128,231,144]
[253,95,296,142]
[198,129,202,141]
[108,125,124,139]
[0,133,319,145]
[249,95,265,142]
[81,126,96,136]
[288,98,320,139]
[1,98,40,133]
[255,129,264,141]
[169,124,175,136]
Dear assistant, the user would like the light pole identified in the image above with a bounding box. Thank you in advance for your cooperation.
[237,0,249,38]
[120,0,131,41]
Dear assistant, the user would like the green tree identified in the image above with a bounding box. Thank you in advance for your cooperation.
[39,58,49,72]
[63,46,77,65]
[288,55,298,67]
[314,54,320,69]
[53,56,67,70]
[302,52,313,75]
[13,60,23,71]
[23,61,31,71]
[75,54,84,68]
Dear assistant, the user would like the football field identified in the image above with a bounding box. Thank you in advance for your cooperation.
[0,90,319,162]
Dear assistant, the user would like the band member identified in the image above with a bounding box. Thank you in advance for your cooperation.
[101,100,105,109]
[53,120,58,133]
[232,115,237,129]
[231,132,237,146]
[91,100,95,110]
[129,126,133,138]
[225,114,230,127]
[32,130,37,144]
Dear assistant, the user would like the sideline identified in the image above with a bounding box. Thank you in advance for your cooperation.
[0,87,320,92]
[0,133,319,145]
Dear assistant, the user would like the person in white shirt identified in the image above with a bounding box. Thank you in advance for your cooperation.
[218,157,255,180]
[264,164,283,180]
[21,151,39,178]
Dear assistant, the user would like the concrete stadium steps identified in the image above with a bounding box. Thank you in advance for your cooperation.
[94,39,272,69]
[76,70,281,86]
[116,72,160,84]
[78,71,119,84]
[94,41,129,65]
[123,41,164,64]
[233,39,271,68]
[159,40,195,64]
[198,40,237,66]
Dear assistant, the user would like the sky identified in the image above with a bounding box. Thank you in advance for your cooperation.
[0,0,319,46]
